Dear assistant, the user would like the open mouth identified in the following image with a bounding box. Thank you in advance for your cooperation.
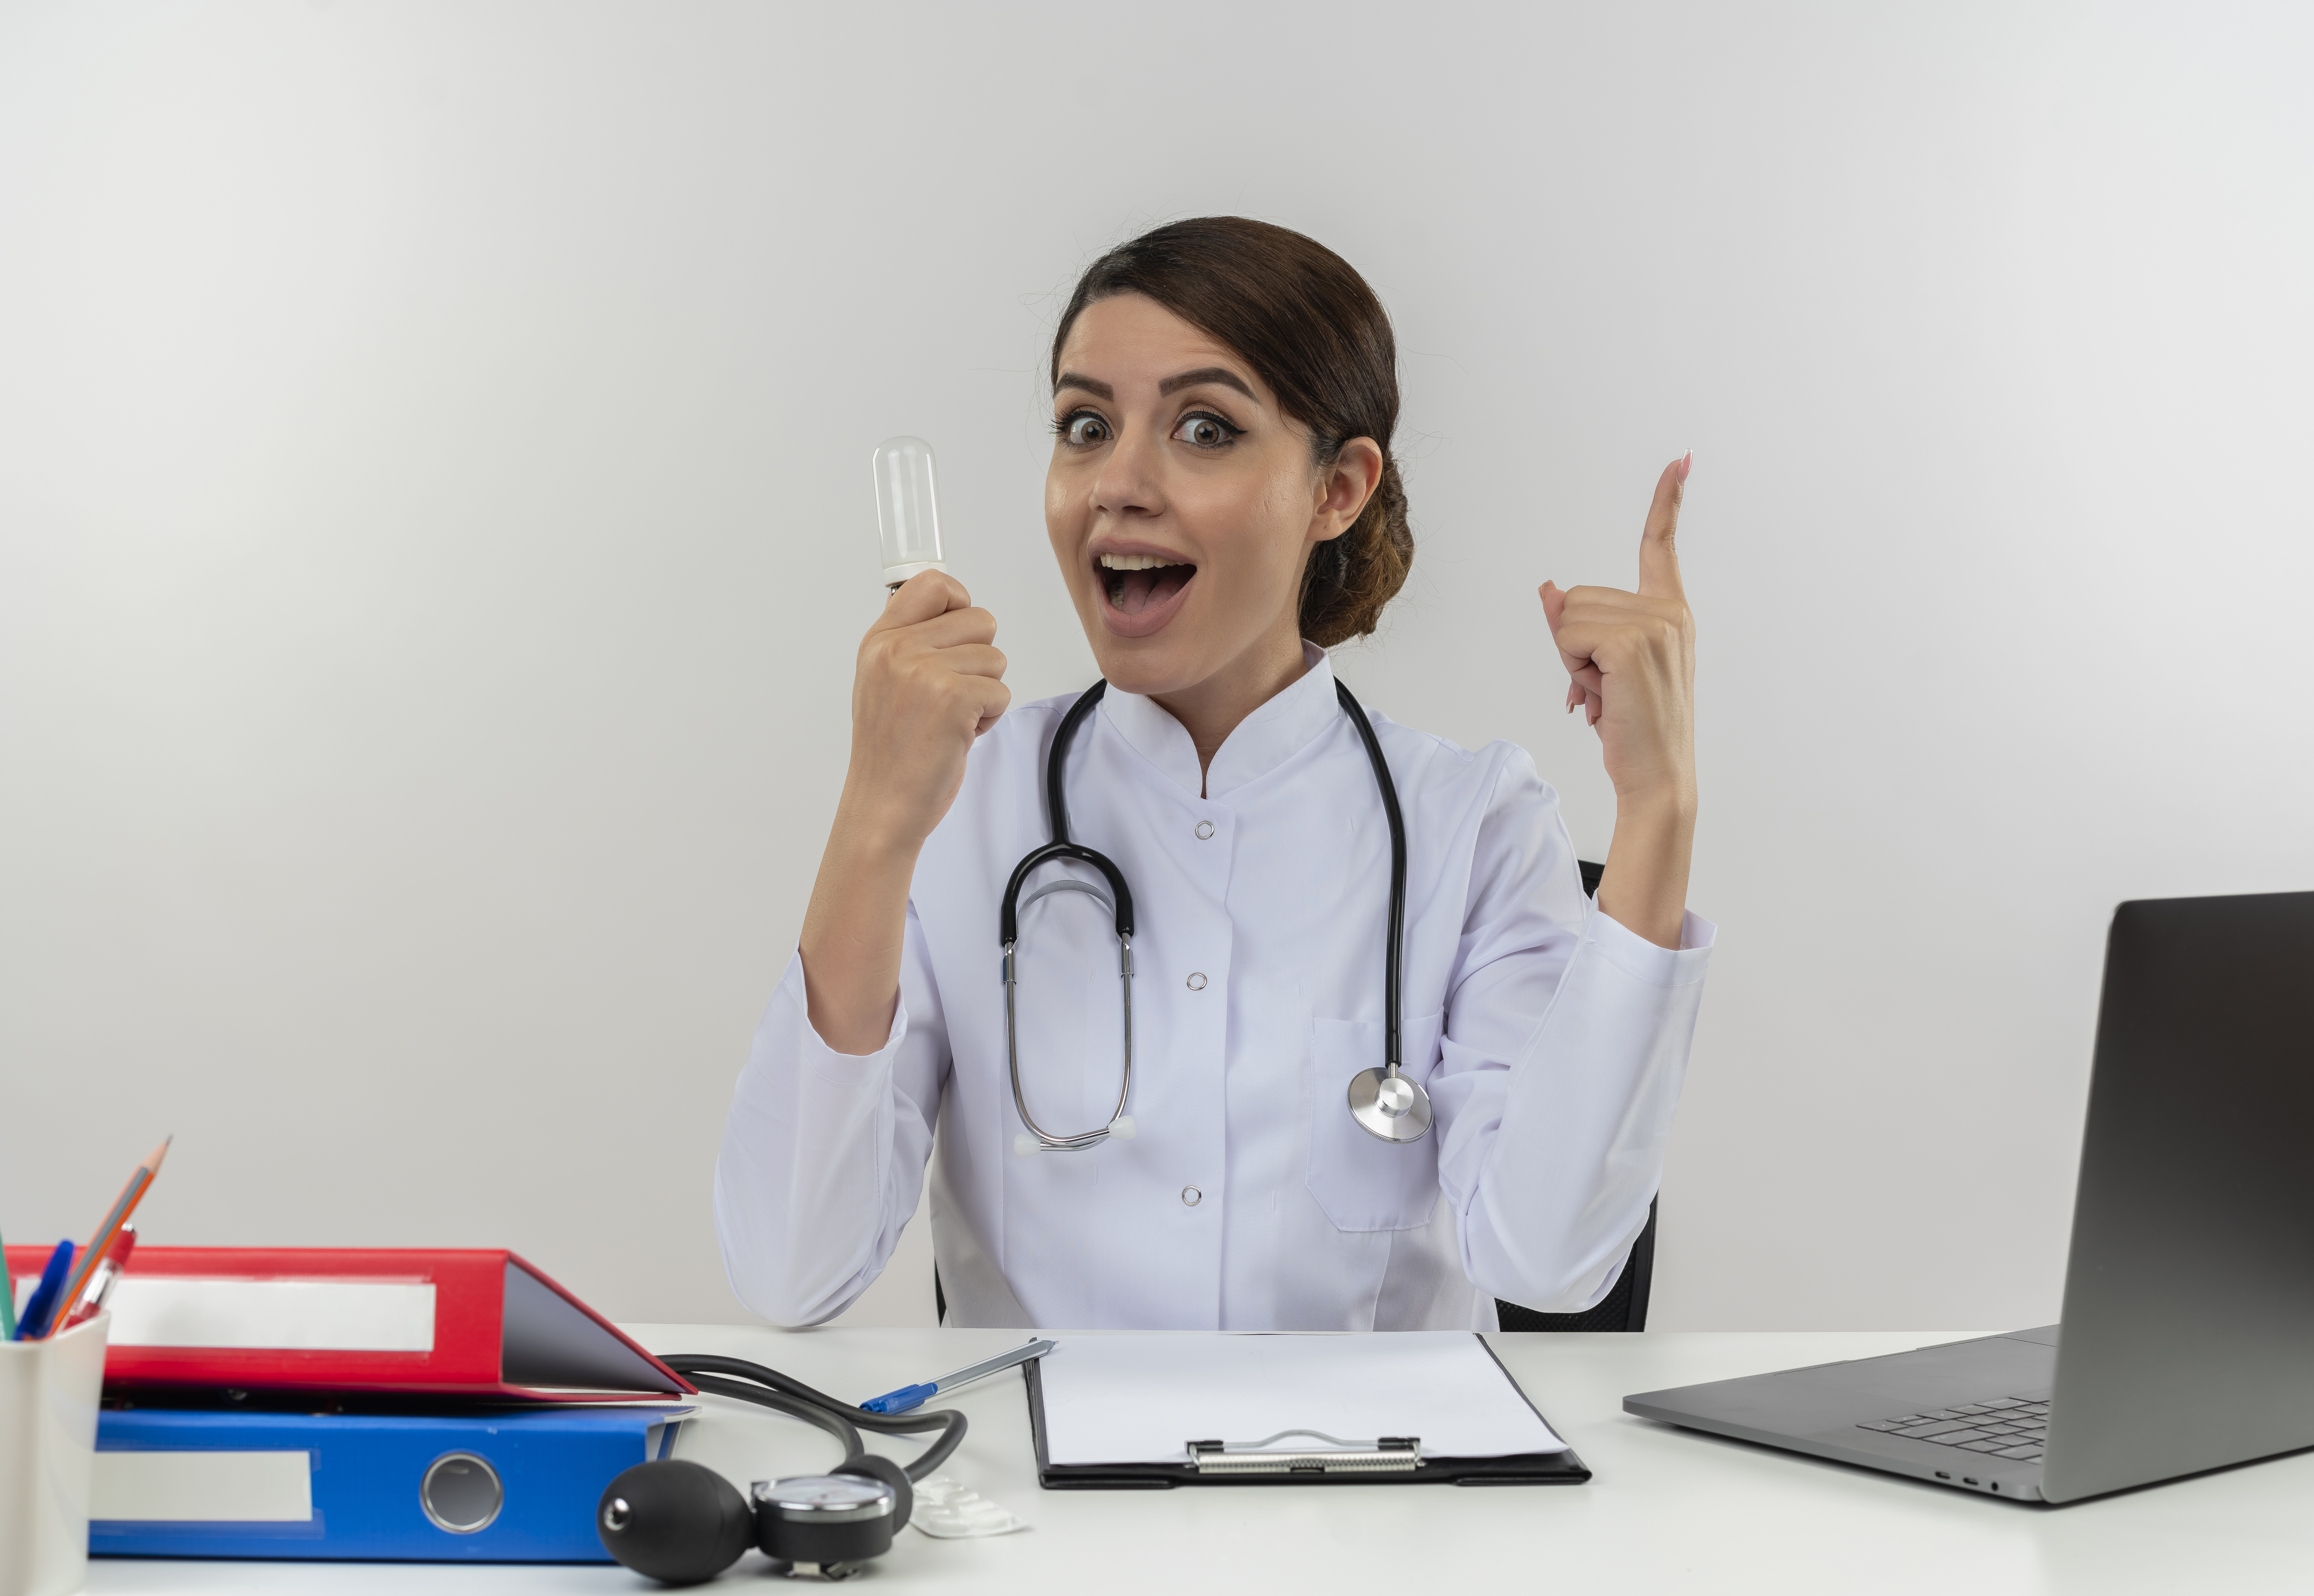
[1098,551,1197,616]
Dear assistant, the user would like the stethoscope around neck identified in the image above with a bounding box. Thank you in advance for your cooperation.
[1000,676,1430,1156]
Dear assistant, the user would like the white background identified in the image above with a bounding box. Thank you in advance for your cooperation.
[2,1,2308,1332]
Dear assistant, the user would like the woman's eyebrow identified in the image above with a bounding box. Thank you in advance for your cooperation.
[1054,372,1114,399]
[1159,366,1256,399]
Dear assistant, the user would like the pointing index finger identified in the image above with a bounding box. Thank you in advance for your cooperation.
[1636,452,1691,602]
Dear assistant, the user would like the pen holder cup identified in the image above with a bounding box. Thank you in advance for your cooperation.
[0,1314,110,1596]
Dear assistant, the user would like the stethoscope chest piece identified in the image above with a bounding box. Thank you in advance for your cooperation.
[1347,1067,1433,1143]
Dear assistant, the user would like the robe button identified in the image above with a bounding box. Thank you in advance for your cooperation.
[1194,820,1215,840]
[1181,1186,1202,1207]
[1186,972,1207,991]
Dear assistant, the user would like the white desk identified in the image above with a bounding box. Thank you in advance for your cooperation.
[85,1326,2314,1595]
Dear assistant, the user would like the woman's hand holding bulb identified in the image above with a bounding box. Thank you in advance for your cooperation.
[846,572,1011,844]
[800,571,1010,1053]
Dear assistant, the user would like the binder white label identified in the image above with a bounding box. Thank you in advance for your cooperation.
[91,1451,314,1522]
[105,1279,437,1352]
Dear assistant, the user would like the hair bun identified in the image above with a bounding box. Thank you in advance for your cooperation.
[1301,456,1411,647]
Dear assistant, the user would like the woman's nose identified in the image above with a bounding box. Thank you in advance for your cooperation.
[1090,425,1164,519]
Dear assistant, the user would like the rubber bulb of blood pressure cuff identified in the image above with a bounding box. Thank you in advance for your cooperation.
[596,1460,754,1586]
[873,435,946,589]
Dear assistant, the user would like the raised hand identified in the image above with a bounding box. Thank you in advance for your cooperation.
[800,570,1009,1052]
[1538,455,1698,946]
[845,571,1013,846]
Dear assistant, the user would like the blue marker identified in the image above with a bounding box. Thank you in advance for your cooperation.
[14,1241,74,1341]
[861,1338,1055,1415]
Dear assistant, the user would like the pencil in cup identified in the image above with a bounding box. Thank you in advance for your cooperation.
[34,1137,170,1342]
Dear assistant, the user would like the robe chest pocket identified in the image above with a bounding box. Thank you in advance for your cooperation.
[1304,1012,1445,1233]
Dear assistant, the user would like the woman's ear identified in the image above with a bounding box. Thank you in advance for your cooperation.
[1313,437,1386,542]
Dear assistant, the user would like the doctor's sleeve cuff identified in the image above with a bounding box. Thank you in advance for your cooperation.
[1583,903,1717,985]
[777,949,912,1080]
[717,953,911,1327]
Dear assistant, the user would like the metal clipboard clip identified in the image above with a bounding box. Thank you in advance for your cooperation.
[1185,1431,1423,1475]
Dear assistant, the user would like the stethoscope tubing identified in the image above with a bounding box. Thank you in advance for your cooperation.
[660,1353,969,1482]
[1002,907,1133,1152]
[1000,675,1411,1150]
[1004,684,1133,1152]
[1043,680,1106,850]
[1331,678,1409,1078]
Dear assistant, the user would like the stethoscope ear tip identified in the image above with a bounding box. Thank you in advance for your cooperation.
[1107,1115,1136,1141]
[1013,1133,1043,1158]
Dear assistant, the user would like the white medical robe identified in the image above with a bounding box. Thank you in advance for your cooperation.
[715,646,1713,1330]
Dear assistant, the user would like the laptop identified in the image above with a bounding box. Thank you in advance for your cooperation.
[1625,890,2314,1503]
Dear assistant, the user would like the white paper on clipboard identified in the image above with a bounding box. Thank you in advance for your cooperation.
[1035,1333,1565,1466]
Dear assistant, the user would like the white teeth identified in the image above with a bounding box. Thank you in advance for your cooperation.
[1097,553,1185,571]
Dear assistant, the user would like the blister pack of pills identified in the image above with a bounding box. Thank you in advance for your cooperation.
[909,1475,1028,1538]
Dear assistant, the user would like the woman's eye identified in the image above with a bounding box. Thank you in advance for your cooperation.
[1172,412,1239,448]
[1060,413,1111,447]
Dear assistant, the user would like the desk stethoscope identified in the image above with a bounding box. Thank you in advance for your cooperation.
[1002,677,1428,1155]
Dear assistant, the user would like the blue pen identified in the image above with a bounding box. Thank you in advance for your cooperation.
[861,1338,1055,1415]
[14,1241,74,1342]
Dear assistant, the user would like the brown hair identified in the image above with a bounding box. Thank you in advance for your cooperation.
[1050,217,1411,647]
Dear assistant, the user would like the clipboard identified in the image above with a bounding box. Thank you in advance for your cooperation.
[1024,1335,1590,1488]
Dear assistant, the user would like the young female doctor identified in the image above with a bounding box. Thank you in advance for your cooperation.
[716,217,1712,1331]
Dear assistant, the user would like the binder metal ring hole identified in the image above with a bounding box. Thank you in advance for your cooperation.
[421,1452,505,1534]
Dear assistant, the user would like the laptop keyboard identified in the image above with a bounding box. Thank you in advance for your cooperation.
[1858,1395,2049,1461]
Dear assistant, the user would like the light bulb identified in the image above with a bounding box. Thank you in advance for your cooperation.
[871,435,947,589]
